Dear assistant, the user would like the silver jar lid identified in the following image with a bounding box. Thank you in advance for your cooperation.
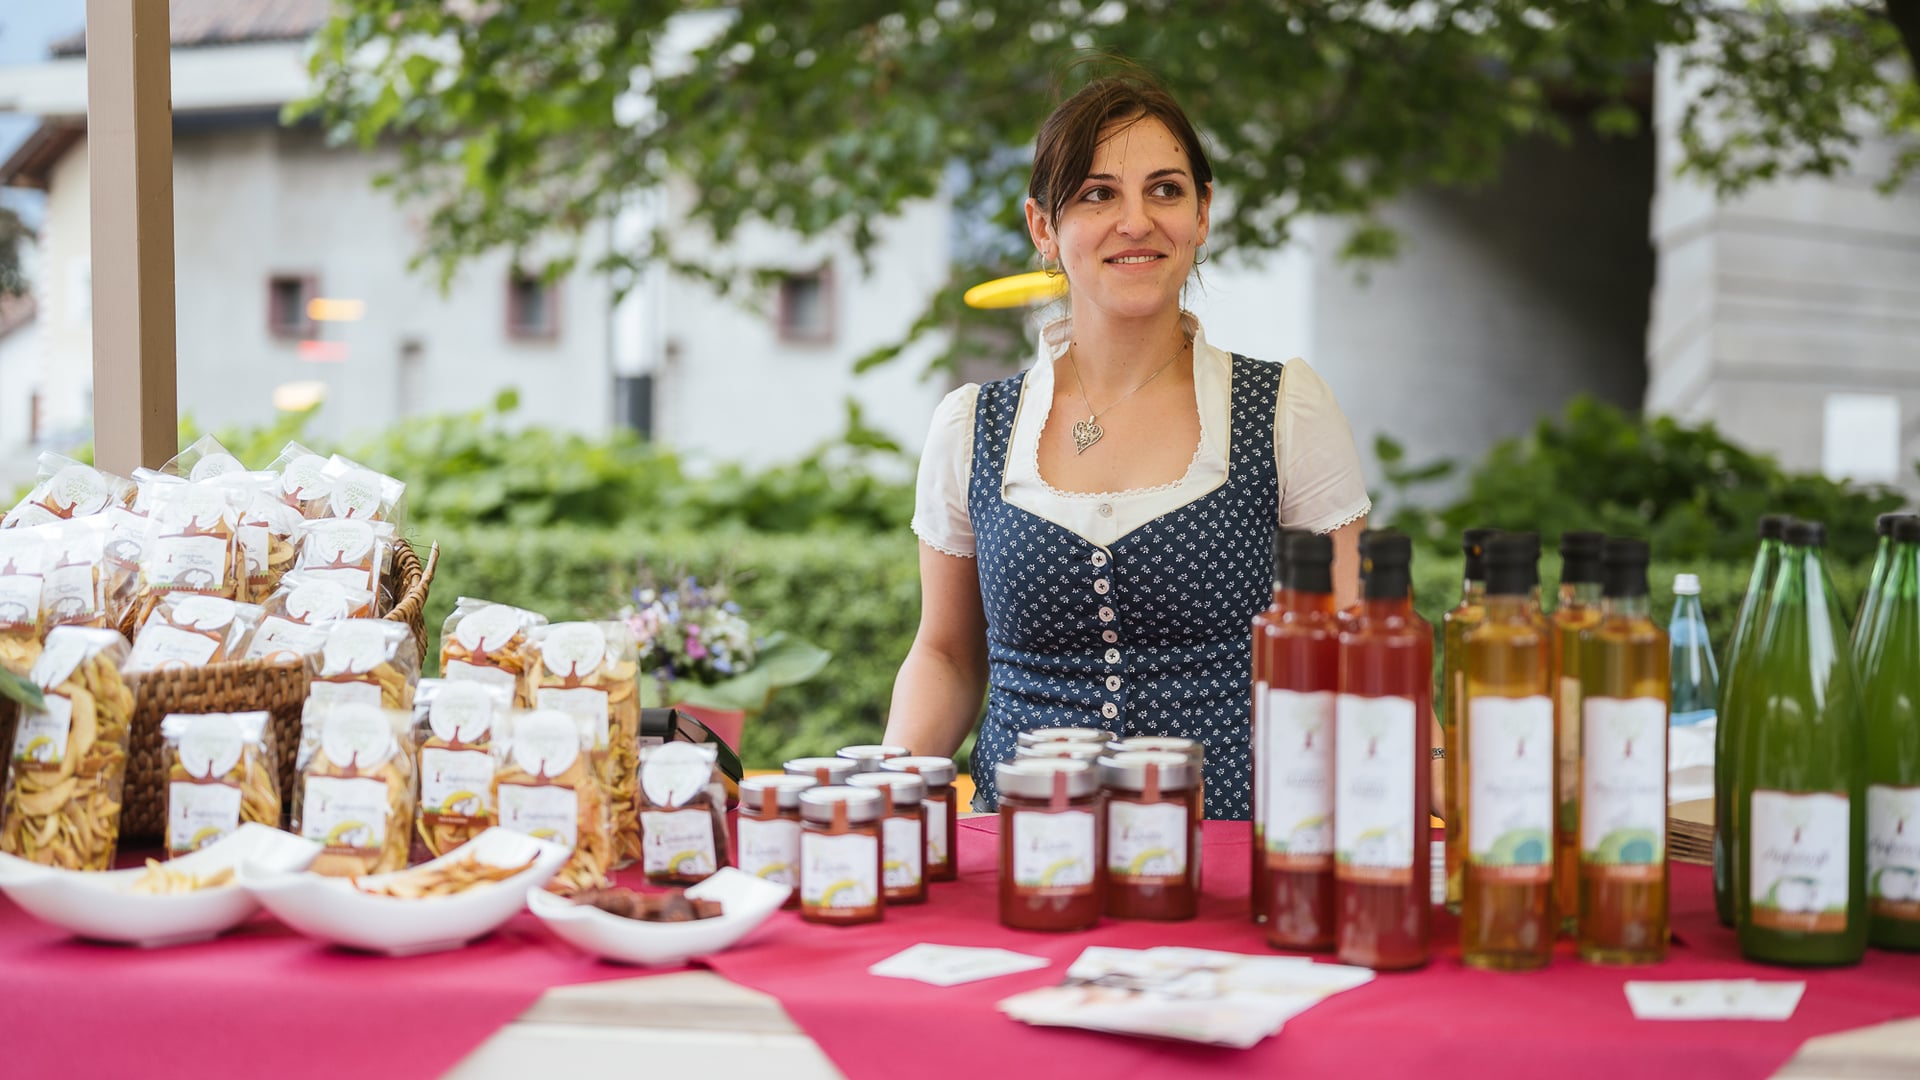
[739,773,818,811]
[836,744,909,772]
[1098,750,1194,793]
[1106,736,1204,764]
[996,758,1100,800]
[799,785,885,825]
[1015,726,1112,748]
[1015,740,1104,762]
[848,771,926,807]
[784,756,860,786]
[880,755,957,786]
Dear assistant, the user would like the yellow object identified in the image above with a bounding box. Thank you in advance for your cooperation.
[963,272,1068,310]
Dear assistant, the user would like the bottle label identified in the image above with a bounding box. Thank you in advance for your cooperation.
[801,831,879,911]
[1868,785,1920,921]
[167,781,243,854]
[641,808,718,878]
[1333,694,1415,884]
[1579,696,1667,879]
[1557,674,1582,825]
[419,747,495,824]
[1251,678,1268,851]
[498,783,580,848]
[1010,809,1096,890]
[882,816,925,891]
[1108,800,1188,881]
[925,797,950,867]
[1262,687,1334,870]
[1750,790,1850,933]
[1468,694,1553,883]
[738,816,801,890]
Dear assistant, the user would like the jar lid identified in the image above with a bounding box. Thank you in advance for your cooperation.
[1099,750,1194,793]
[1015,741,1104,762]
[880,755,957,786]
[1015,726,1112,748]
[784,756,860,786]
[836,744,909,772]
[848,771,925,806]
[799,785,885,825]
[1106,736,1203,763]
[739,773,817,811]
[996,758,1099,800]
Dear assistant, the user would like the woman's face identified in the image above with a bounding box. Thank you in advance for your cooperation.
[1028,114,1211,326]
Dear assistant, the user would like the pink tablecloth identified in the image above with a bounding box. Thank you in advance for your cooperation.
[704,819,1920,1080]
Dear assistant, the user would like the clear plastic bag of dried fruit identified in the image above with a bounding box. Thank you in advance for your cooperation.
[161,710,281,856]
[492,708,612,894]
[123,595,265,675]
[267,441,332,518]
[440,597,546,708]
[0,527,48,675]
[526,621,641,867]
[132,479,246,625]
[292,701,416,876]
[306,618,419,709]
[410,678,512,862]
[36,516,113,633]
[0,627,135,870]
[290,516,396,598]
[1,453,132,530]
[160,434,249,483]
[244,571,373,665]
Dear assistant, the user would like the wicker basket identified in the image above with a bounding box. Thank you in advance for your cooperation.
[119,539,439,841]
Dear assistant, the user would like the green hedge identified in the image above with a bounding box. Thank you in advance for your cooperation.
[421,526,1871,767]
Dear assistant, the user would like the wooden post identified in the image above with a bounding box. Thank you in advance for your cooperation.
[86,0,176,473]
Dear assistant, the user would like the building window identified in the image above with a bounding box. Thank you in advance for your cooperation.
[267,275,316,339]
[507,271,560,341]
[777,266,834,344]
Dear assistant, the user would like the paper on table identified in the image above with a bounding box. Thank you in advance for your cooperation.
[870,943,1053,987]
[1669,722,1715,805]
[1626,980,1805,1021]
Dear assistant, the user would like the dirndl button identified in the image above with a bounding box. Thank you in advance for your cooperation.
[1102,630,1118,643]
[1104,648,1120,664]
[1105,675,1122,691]
[1091,551,1107,568]
[1093,579,1110,595]
[1100,702,1119,720]
[1098,606,1115,623]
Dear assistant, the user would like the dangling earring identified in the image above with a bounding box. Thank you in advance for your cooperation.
[1193,242,1209,266]
[1041,251,1061,278]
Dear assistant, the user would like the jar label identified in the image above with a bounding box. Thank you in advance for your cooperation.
[801,830,879,911]
[301,775,391,854]
[1467,694,1553,883]
[882,816,924,891]
[1867,784,1920,921]
[498,782,579,848]
[420,747,495,823]
[737,816,801,890]
[1262,686,1334,870]
[925,797,950,866]
[642,808,717,878]
[1750,789,1850,933]
[1579,696,1666,879]
[1108,800,1187,881]
[1010,809,1095,890]
[168,781,243,855]
[1334,694,1415,883]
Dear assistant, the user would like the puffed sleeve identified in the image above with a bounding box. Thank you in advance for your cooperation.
[910,384,981,558]
[1273,359,1373,534]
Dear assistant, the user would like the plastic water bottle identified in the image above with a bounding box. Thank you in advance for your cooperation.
[1669,574,1719,727]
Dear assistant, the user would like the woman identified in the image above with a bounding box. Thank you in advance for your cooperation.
[883,74,1371,818]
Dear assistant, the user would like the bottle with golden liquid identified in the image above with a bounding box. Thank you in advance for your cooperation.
[1442,527,1495,913]
[1577,537,1670,963]
[1461,532,1555,970]
[1552,531,1607,931]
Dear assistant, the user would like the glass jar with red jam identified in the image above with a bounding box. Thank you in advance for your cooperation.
[997,759,1103,932]
[1107,735,1207,879]
[881,755,959,882]
[848,771,928,905]
[1015,740,1106,763]
[1015,727,1112,749]
[784,756,860,787]
[836,744,909,774]
[737,774,818,909]
[798,786,885,926]
[1099,750,1200,921]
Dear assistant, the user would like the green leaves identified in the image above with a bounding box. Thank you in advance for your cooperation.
[664,634,833,713]
[0,667,42,711]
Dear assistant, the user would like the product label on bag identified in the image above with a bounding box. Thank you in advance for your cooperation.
[1262,687,1334,870]
[41,562,102,626]
[1334,694,1415,883]
[1107,800,1187,881]
[302,775,390,854]
[801,831,879,911]
[1750,790,1850,933]
[446,659,518,692]
[498,783,579,848]
[538,687,609,749]
[420,747,495,825]
[1580,696,1666,879]
[127,624,223,670]
[1467,695,1554,883]
[1868,785,1920,921]
[168,782,243,854]
[882,816,924,891]
[642,808,717,878]
[11,696,74,768]
[1011,810,1095,890]
[738,816,801,889]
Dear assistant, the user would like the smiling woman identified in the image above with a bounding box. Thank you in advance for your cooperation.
[885,70,1373,820]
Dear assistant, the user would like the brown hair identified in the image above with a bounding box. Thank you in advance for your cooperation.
[1028,71,1213,227]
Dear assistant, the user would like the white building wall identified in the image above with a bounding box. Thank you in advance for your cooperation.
[0,316,44,455]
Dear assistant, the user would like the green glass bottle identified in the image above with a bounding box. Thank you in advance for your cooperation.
[1715,513,1791,927]
[1443,526,1495,912]
[1864,515,1920,951]
[1858,514,1919,687]
[1853,513,1900,654]
[1734,520,1867,966]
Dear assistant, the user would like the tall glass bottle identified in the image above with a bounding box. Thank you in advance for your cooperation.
[1461,533,1555,971]
[1253,528,1310,924]
[1715,513,1791,926]
[1260,533,1340,951]
[1864,516,1920,951]
[1552,530,1607,932]
[1858,514,1919,686]
[1442,527,1495,912]
[1577,538,1670,964]
[1734,520,1867,966]
[1853,512,1900,653]
[1334,530,1432,970]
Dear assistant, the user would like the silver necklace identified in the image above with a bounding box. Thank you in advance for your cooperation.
[1066,335,1191,455]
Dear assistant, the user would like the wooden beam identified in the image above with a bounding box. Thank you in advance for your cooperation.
[86,0,176,473]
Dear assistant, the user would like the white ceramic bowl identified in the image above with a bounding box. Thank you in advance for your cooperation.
[239,827,570,956]
[0,823,321,947]
[528,866,790,967]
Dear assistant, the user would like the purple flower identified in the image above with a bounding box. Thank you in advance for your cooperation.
[685,633,709,660]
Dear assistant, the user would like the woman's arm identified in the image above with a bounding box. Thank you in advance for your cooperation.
[882,543,990,759]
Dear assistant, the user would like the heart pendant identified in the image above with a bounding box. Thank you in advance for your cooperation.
[1071,417,1104,455]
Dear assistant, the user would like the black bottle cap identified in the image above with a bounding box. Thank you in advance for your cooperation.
[1878,513,1901,537]
[1559,531,1607,585]
[1361,530,1413,599]
[1284,532,1334,594]
[1485,533,1540,596]
[1757,514,1792,540]
[1461,527,1497,582]
[1601,537,1651,598]
[1894,517,1920,545]
[1784,520,1826,548]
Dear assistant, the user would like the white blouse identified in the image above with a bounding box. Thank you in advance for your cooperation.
[912,313,1373,556]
